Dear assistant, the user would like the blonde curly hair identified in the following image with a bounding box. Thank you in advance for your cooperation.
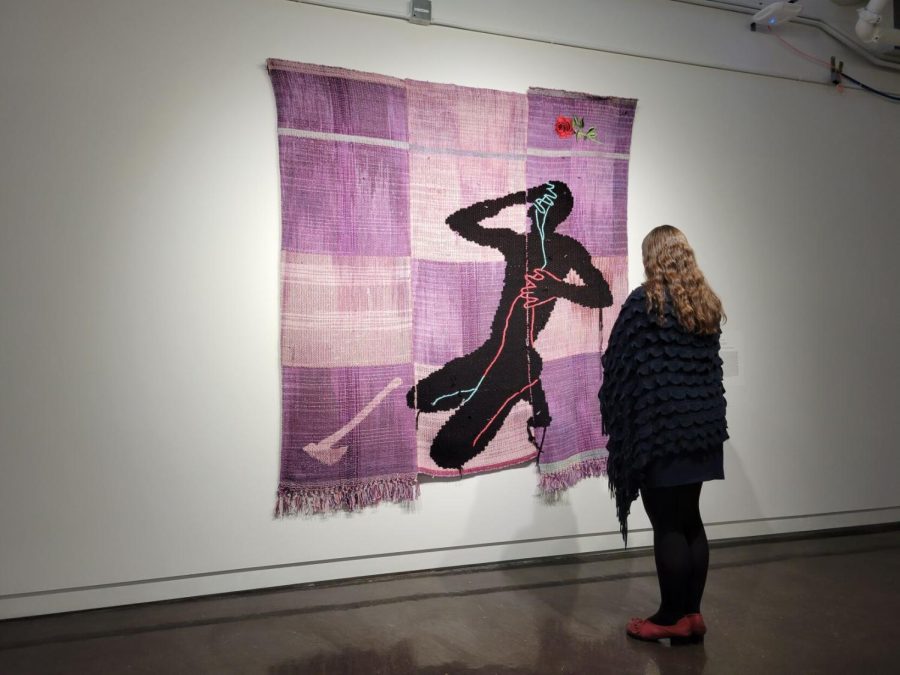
[642,225,725,334]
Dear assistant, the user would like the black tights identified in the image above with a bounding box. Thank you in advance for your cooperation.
[640,482,709,626]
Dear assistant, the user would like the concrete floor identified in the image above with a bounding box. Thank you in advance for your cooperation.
[1,529,898,674]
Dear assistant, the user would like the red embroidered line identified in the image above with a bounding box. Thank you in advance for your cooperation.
[472,378,540,448]
[437,266,562,444]
[526,296,558,309]
[472,267,562,443]
[468,268,563,400]
[480,294,523,385]
[542,269,563,282]
[522,267,562,343]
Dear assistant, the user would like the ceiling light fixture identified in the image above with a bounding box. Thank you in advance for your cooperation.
[750,1,803,31]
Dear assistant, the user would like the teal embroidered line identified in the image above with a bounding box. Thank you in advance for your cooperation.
[432,380,482,406]
[532,182,558,270]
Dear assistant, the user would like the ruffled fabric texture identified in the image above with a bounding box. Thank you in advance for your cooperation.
[599,286,728,544]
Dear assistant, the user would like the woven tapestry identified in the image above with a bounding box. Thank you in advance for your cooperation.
[270,59,636,515]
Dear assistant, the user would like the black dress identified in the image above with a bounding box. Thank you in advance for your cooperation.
[599,286,727,540]
[642,447,724,488]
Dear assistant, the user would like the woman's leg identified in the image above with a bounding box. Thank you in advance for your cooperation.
[640,485,692,625]
[680,482,709,614]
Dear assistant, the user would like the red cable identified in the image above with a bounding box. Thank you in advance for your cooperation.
[767,26,831,68]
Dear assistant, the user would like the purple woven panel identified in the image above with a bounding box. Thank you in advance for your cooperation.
[280,364,416,513]
[412,260,506,366]
[527,90,635,155]
[279,137,410,256]
[406,80,540,477]
[524,155,628,257]
[270,66,408,141]
[281,363,415,484]
[526,90,636,493]
[540,352,605,456]
[272,61,417,515]
[270,59,636,512]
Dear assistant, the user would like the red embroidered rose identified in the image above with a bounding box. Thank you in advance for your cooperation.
[555,116,574,139]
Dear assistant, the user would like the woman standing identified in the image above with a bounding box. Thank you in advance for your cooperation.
[599,225,727,643]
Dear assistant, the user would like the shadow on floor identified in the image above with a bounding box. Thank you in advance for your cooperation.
[268,616,709,675]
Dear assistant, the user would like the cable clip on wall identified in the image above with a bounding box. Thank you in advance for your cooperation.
[830,56,845,93]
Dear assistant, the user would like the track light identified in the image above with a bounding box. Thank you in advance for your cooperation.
[855,0,888,43]
[750,1,803,31]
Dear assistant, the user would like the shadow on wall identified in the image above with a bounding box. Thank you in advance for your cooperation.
[709,440,762,529]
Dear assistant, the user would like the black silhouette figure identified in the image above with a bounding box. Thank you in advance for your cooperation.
[408,181,613,469]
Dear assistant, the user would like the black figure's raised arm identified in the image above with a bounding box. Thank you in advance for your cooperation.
[445,191,524,251]
[555,240,613,308]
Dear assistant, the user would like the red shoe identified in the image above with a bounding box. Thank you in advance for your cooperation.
[626,616,692,642]
[686,613,707,637]
[665,613,706,644]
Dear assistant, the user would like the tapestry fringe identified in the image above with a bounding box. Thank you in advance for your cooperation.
[275,475,419,517]
[538,456,608,496]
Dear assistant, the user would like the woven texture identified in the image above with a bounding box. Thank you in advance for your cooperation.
[270,60,637,514]
[598,286,729,542]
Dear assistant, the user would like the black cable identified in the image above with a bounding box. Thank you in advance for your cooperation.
[765,25,900,104]
[841,71,900,102]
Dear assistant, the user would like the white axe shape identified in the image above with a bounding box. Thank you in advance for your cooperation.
[303,377,403,466]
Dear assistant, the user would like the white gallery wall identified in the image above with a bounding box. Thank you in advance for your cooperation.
[1,0,898,619]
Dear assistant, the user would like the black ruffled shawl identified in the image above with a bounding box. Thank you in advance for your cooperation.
[599,286,728,543]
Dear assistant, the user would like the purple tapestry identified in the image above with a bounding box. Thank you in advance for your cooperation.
[270,60,636,515]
